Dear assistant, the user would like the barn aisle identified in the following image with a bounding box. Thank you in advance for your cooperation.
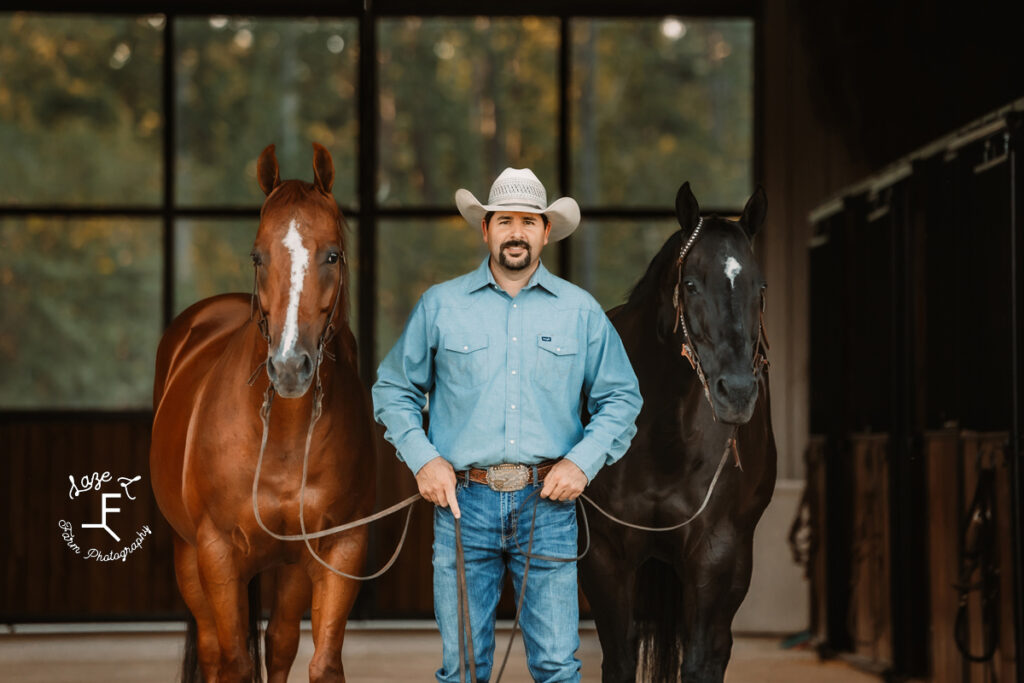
[0,625,879,682]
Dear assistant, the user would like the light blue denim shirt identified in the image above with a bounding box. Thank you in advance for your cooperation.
[372,257,642,483]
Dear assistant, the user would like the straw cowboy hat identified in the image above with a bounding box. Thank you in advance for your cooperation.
[455,168,581,241]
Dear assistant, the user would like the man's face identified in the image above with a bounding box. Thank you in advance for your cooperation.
[481,211,551,271]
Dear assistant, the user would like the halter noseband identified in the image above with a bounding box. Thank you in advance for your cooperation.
[671,217,771,420]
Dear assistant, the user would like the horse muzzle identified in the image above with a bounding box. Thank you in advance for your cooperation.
[267,349,315,398]
[710,372,758,425]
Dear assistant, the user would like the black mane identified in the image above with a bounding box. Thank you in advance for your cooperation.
[625,228,683,308]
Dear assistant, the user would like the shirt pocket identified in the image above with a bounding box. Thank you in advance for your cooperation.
[441,334,490,388]
[534,335,578,391]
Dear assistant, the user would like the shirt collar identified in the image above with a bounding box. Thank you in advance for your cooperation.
[465,257,561,297]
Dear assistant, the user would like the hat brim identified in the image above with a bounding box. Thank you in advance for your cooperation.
[455,189,580,241]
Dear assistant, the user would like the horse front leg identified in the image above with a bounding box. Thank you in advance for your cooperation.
[265,563,312,683]
[579,530,640,683]
[675,527,754,683]
[304,528,368,683]
[174,534,221,683]
[196,523,256,683]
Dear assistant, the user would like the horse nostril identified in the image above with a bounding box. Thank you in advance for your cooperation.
[266,359,279,382]
[299,353,313,378]
[715,377,730,400]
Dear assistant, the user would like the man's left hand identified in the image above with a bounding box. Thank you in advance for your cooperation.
[540,459,588,501]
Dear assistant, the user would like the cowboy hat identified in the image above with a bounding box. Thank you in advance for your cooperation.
[455,168,581,241]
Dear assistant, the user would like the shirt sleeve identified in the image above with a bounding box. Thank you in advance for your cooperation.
[371,297,442,475]
[564,309,643,482]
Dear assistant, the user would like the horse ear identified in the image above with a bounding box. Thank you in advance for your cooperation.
[740,186,767,238]
[257,144,281,196]
[312,143,334,195]
[675,182,701,236]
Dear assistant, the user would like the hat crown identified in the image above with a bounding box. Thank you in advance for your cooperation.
[487,168,548,211]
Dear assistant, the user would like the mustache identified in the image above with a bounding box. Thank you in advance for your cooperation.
[501,240,530,251]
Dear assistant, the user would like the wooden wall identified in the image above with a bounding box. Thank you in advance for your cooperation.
[0,415,184,620]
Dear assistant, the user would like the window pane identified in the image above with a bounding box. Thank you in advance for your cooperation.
[378,17,558,207]
[176,18,358,208]
[376,218,487,362]
[572,18,753,208]
[0,218,161,408]
[174,218,255,314]
[174,216,360,339]
[0,13,163,205]
[570,219,680,311]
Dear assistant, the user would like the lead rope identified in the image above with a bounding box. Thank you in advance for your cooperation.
[455,517,478,683]
[251,380,420,580]
[488,429,737,683]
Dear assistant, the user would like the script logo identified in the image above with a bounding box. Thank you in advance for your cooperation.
[58,471,152,562]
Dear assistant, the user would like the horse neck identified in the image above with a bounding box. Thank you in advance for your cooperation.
[619,296,729,438]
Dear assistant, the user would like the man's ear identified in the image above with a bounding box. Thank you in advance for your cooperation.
[481,218,489,242]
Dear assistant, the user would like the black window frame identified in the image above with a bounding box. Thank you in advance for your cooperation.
[0,0,761,415]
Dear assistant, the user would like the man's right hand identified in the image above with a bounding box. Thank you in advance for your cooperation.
[415,456,461,519]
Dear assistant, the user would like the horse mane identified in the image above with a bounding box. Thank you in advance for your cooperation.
[262,180,351,324]
[625,228,683,309]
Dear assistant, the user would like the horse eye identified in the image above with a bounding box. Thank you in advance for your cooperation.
[326,252,339,265]
[250,252,262,266]
[684,280,698,294]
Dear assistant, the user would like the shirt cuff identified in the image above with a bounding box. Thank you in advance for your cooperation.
[395,430,442,476]
[564,442,605,484]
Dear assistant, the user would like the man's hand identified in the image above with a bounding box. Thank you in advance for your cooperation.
[540,459,588,502]
[416,457,461,518]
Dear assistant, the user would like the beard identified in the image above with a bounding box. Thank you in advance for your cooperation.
[498,239,532,270]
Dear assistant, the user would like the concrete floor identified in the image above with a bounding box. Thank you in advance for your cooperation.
[0,625,879,682]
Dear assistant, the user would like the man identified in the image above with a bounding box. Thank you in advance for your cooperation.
[372,168,642,683]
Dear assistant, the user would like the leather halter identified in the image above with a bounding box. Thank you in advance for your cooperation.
[248,246,346,392]
[671,216,771,421]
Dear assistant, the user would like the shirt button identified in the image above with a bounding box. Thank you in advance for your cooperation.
[463,345,468,350]
[556,347,561,352]
[513,304,517,308]
[511,370,517,375]
[511,404,516,410]
[509,439,515,444]
[512,336,517,342]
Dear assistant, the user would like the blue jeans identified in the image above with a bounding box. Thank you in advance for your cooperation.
[433,479,581,683]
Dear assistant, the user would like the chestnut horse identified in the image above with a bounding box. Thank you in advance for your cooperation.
[150,144,375,683]
[579,183,777,682]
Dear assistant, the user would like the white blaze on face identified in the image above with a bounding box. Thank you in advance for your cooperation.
[724,256,742,289]
[280,219,310,357]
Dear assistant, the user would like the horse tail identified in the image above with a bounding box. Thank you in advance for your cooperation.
[181,612,201,683]
[247,575,263,683]
[635,558,684,682]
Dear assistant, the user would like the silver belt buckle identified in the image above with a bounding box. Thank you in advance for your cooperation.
[485,463,530,492]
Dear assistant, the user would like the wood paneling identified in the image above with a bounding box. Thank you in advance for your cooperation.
[925,430,964,683]
[847,434,892,668]
[0,415,186,620]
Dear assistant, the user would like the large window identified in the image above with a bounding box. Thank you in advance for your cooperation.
[0,5,755,410]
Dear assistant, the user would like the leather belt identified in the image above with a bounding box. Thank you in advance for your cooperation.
[458,461,557,492]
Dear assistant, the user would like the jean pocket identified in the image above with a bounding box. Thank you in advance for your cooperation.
[535,335,578,391]
[441,334,489,388]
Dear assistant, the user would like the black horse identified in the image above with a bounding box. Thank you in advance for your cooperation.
[580,183,777,683]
